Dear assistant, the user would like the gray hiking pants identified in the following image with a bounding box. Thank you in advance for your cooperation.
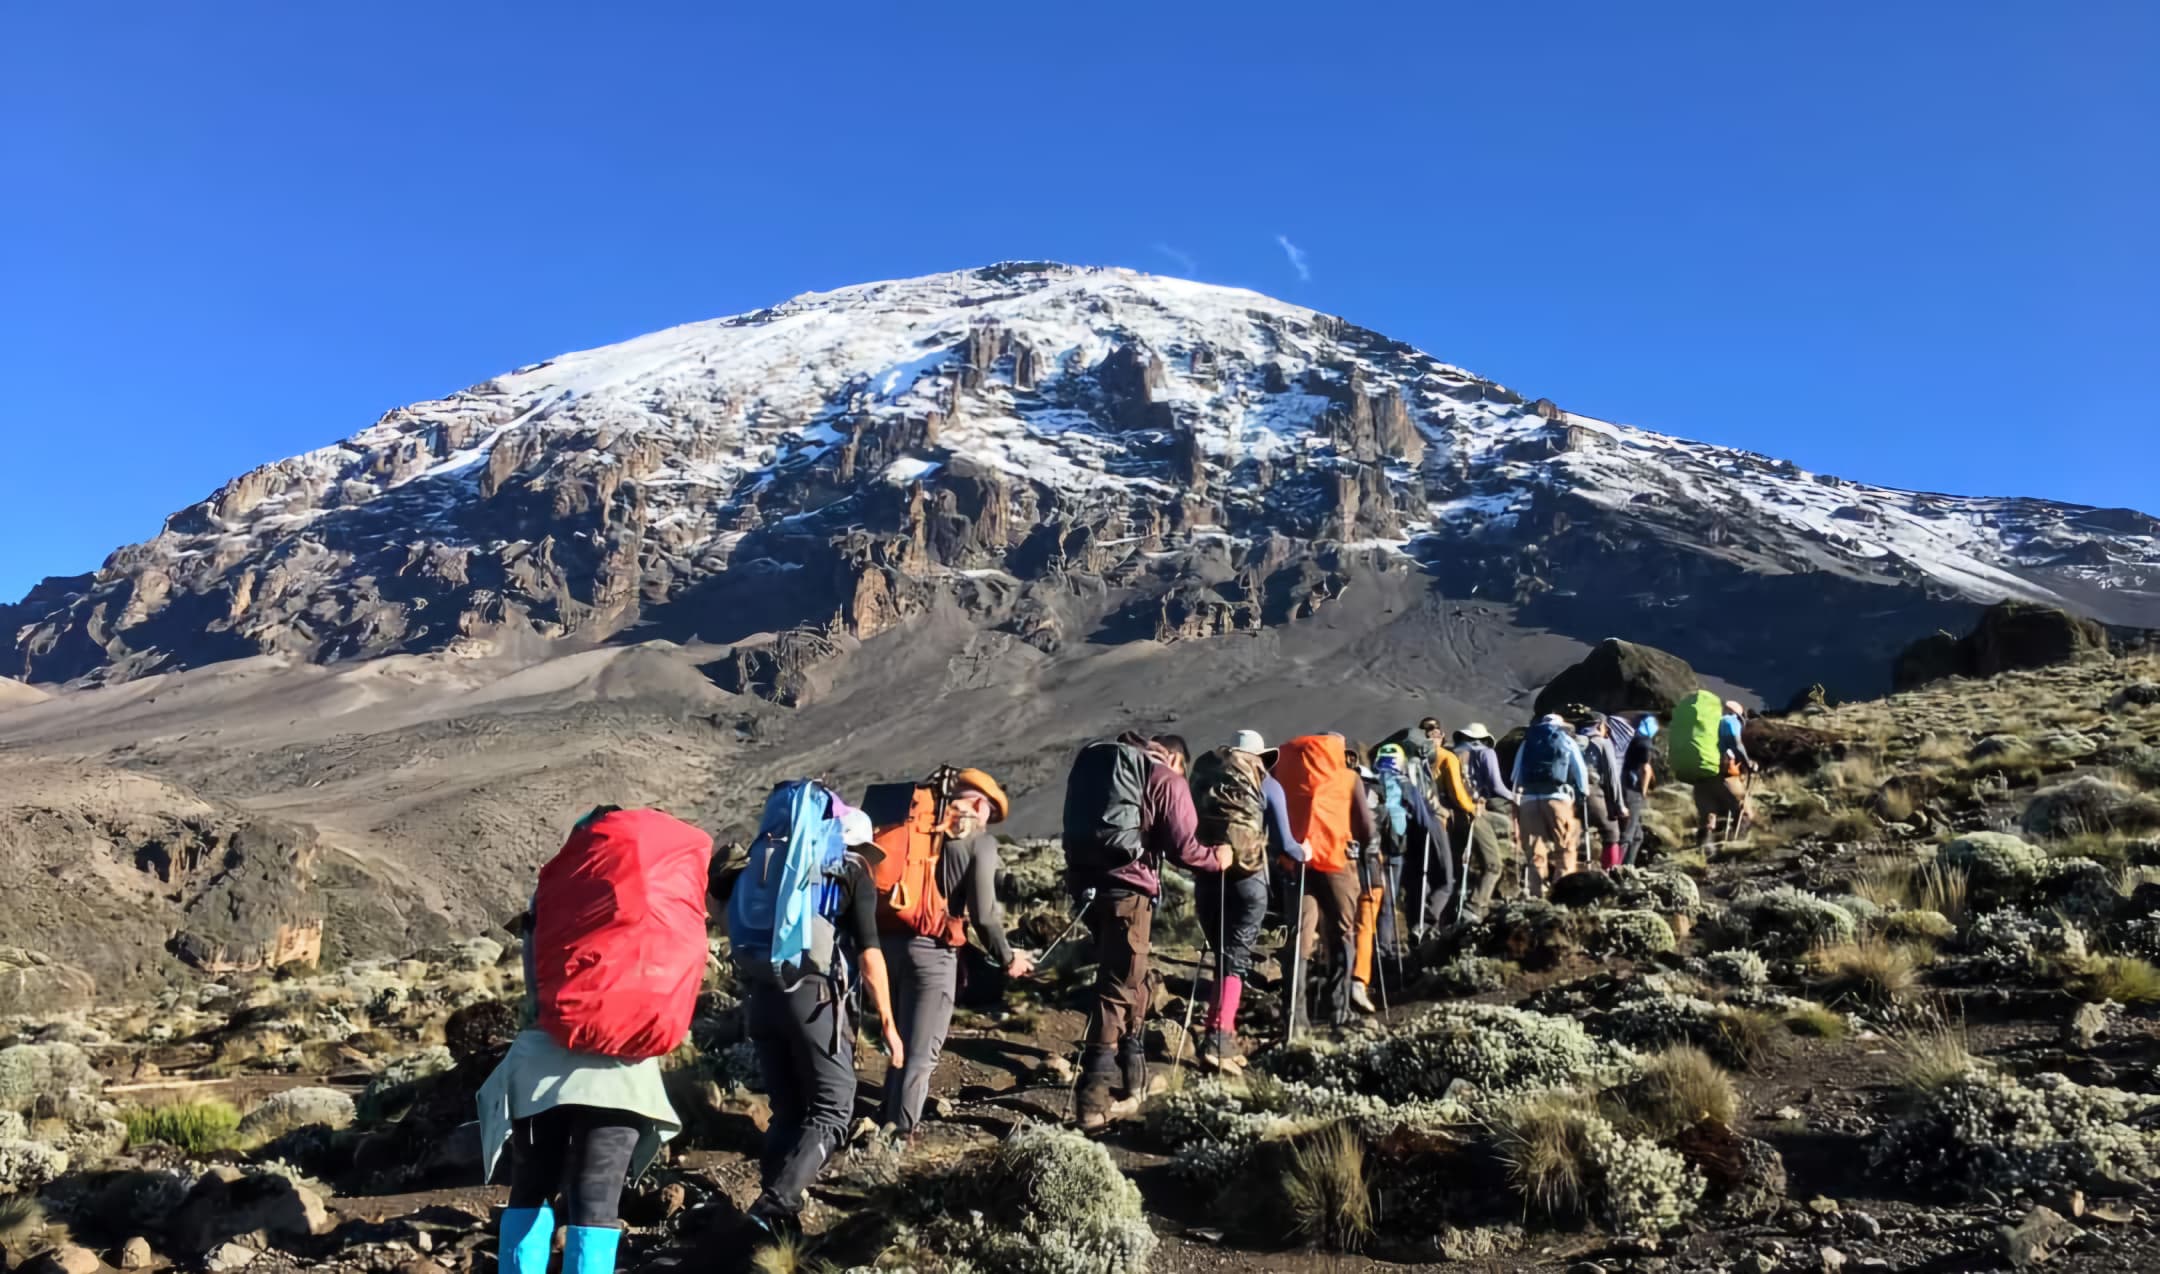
[747,975,854,1213]
[1622,790,1649,865]
[879,933,957,1133]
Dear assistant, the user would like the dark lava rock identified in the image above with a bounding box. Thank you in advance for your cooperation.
[1894,601,2108,691]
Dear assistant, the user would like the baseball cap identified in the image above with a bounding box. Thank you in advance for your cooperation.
[840,809,875,848]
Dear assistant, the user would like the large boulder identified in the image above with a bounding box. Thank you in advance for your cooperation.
[0,949,95,1017]
[1968,602,2108,678]
[167,1168,334,1257]
[1534,639,1700,719]
[1894,601,2108,690]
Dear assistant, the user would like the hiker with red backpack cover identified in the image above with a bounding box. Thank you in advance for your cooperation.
[726,784,904,1235]
[866,767,1031,1139]
[1061,732,1229,1131]
[479,806,713,1274]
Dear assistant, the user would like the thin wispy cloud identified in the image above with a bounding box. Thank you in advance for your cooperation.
[1152,242,1199,275]
[1275,234,1311,281]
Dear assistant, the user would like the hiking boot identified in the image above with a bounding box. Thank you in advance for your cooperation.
[1117,1036,1150,1099]
[1349,980,1377,1014]
[1075,1044,1117,1131]
[747,1192,802,1240]
[1075,1075,1114,1131]
[1200,1030,1246,1075]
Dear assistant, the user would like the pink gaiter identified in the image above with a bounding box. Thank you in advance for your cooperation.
[1213,974,1244,1032]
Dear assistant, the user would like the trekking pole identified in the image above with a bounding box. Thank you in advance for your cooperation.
[1371,854,1390,1018]
[1285,863,1308,1046]
[1214,876,1228,1046]
[1414,831,1433,946]
[1033,887,1098,964]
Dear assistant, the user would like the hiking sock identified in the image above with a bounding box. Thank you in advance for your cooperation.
[1215,974,1244,1034]
[497,1205,555,1274]
[563,1225,621,1274]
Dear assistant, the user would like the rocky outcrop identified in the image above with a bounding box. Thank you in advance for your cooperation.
[1894,601,2110,690]
[0,764,324,994]
[1533,638,1701,719]
[0,949,94,1017]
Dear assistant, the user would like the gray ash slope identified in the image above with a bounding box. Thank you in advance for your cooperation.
[7,261,2157,705]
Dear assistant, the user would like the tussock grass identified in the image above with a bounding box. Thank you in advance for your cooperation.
[1826,754,1884,793]
[2067,955,2160,1006]
[1913,735,1966,765]
[1917,862,1970,928]
[1782,1002,1848,1039]
[1875,784,1919,823]
[1713,1007,1786,1072]
[1888,1020,1974,1098]
[1605,1046,1736,1140]
[121,1099,242,1155]
[1850,856,1916,910]
[1810,936,1927,1005]
[1282,1122,1372,1251]
[1491,1091,1596,1219]
[751,1235,828,1274]
[2050,829,2138,865]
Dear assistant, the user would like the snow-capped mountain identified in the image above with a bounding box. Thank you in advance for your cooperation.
[8,262,2157,698]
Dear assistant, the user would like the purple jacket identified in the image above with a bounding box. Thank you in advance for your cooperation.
[1101,758,1220,898]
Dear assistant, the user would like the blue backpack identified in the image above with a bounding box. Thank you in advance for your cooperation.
[1518,722,1575,795]
[1376,767,1411,846]
[727,780,848,985]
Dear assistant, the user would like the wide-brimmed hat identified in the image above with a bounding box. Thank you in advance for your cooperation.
[952,768,1010,824]
[1456,722,1494,742]
[1724,700,1747,718]
[1230,729,1267,754]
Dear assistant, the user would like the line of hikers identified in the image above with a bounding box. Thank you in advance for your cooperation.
[477,692,1761,1262]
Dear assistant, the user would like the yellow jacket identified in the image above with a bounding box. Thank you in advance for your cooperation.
[1431,748,1479,816]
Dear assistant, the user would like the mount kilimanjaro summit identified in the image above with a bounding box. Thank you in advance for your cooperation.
[7,261,2156,706]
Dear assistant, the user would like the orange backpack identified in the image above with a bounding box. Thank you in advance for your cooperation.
[863,769,967,946]
[1272,735,1356,874]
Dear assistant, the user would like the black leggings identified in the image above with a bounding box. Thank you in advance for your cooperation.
[507,1104,642,1227]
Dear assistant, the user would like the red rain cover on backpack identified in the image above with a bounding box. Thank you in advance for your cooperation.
[533,808,715,1060]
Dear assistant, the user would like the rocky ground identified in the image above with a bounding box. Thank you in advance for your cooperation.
[2,652,2159,1272]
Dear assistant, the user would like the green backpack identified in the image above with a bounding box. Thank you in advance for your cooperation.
[1669,690,1723,783]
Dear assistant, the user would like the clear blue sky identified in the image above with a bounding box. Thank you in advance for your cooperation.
[4,2,2154,600]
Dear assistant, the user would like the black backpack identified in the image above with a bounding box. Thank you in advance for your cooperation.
[1062,740,1149,874]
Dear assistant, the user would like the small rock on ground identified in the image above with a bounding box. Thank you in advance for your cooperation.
[2000,1205,2080,1269]
[33,1246,101,1274]
[204,1244,258,1273]
[115,1237,153,1270]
